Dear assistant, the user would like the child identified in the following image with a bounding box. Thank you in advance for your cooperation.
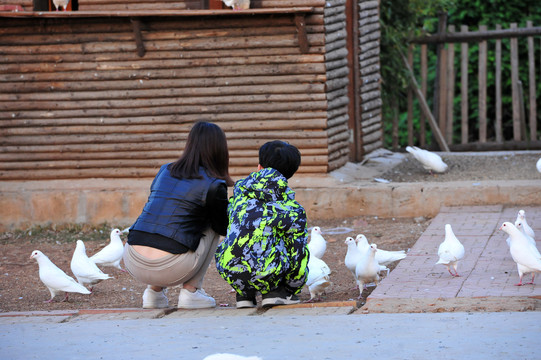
[215,140,310,308]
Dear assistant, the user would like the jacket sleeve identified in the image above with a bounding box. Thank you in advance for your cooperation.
[206,180,229,236]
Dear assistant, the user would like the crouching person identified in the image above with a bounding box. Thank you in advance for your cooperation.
[215,140,310,308]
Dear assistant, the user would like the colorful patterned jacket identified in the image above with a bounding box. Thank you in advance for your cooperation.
[215,167,309,296]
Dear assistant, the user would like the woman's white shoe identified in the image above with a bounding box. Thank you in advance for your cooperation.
[178,288,216,309]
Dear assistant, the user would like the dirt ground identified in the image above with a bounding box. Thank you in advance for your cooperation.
[382,151,541,182]
[1,150,539,313]
[0,216,429,312]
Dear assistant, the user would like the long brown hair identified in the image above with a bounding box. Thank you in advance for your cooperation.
[169,121,233,186]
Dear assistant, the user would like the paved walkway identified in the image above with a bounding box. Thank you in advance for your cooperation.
[363,205,541,312]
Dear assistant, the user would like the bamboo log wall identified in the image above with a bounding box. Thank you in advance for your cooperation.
[0,0,361,180]
[357,0,382,154]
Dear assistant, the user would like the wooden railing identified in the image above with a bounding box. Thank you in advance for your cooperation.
[395,20,541,151]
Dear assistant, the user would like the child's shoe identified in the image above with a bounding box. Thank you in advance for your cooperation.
[236,293,257,309]
[142,286,169,309]
[261,289,300,308]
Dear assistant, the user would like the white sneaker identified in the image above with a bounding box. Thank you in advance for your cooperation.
[142,286,169,309]
[178,288,216,309]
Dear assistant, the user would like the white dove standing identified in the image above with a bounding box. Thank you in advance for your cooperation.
[536,158,541,173]
[306,252,331,302]
[405,146,448,173]
[354,244,380,299]
[507,221,537,248]
[30,250,91,303]
[307,226,327,259]
[515,209,535,239]
[53,0,69,11]
[91,228,125,271]
[71,240,112,291]
[345,237,363,282]
[355,234,406,270]
[500,222,541,286]
[436,224,465,277]
[222,0,250,10]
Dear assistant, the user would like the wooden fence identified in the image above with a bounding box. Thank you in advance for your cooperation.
[396,20,541,151]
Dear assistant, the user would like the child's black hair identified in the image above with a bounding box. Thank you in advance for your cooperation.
[259,140,301,179]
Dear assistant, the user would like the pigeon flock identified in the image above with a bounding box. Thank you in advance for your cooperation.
[30,207,540,304]
[303,207,539,303]
[31,229,125,303]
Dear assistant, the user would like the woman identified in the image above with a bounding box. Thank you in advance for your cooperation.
[123,121,233,309]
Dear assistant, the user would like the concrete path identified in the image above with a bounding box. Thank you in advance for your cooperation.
[1,205,541,360]
[1,309,539,360]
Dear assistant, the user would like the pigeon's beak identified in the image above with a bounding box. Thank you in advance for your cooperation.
[498,225,503,230]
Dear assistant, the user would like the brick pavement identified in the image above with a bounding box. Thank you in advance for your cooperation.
[361,205,541,313]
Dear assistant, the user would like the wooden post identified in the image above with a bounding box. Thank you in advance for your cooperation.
[432,13,448,130]
[495,24,503,143]
[294,14,310,54]
[460,25,469,144]
[478,25,487,143]
[510,23,521,141]
[446,25,455,144]
[131,18,146,58]
[527,20,537,141]
[345,0,362,161]
[420,44,427,147]
[407,45,414,146]
[518,80,528,140]
[392,96,399,150]
[439,46,448,137]
[400,51,450,152]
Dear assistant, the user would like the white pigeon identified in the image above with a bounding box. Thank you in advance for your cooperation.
[515,209,535,238]
[203,354,262,360]
[307,226,327,259]
[30,250,91,303]
[537,158,541,173]
[306,252,331,302]
[436,224,465,277]
[354,244,380,299]
[345,237,387,287]
[345,237,363,281]
[500,221,541,286]
[71,240,112,291]
[91,229,125,271]
[507,221,536,248]
[405,146,448,173]
[52,0,69,11]
[222,0,250,10]
[355,234,406,268]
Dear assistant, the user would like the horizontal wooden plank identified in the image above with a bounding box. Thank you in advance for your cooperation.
[0,164,327,180]
[0,101,329,120]
[1,119,328,135]
[0,154,329,169]
[0,8,316,18]
[0,111,328,127]
[0,129,330,145]
[0,63,327,82]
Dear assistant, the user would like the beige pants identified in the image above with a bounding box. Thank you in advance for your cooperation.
[123,228,220,289]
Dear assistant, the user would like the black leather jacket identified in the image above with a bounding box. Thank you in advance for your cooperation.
[129,164,228,251]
